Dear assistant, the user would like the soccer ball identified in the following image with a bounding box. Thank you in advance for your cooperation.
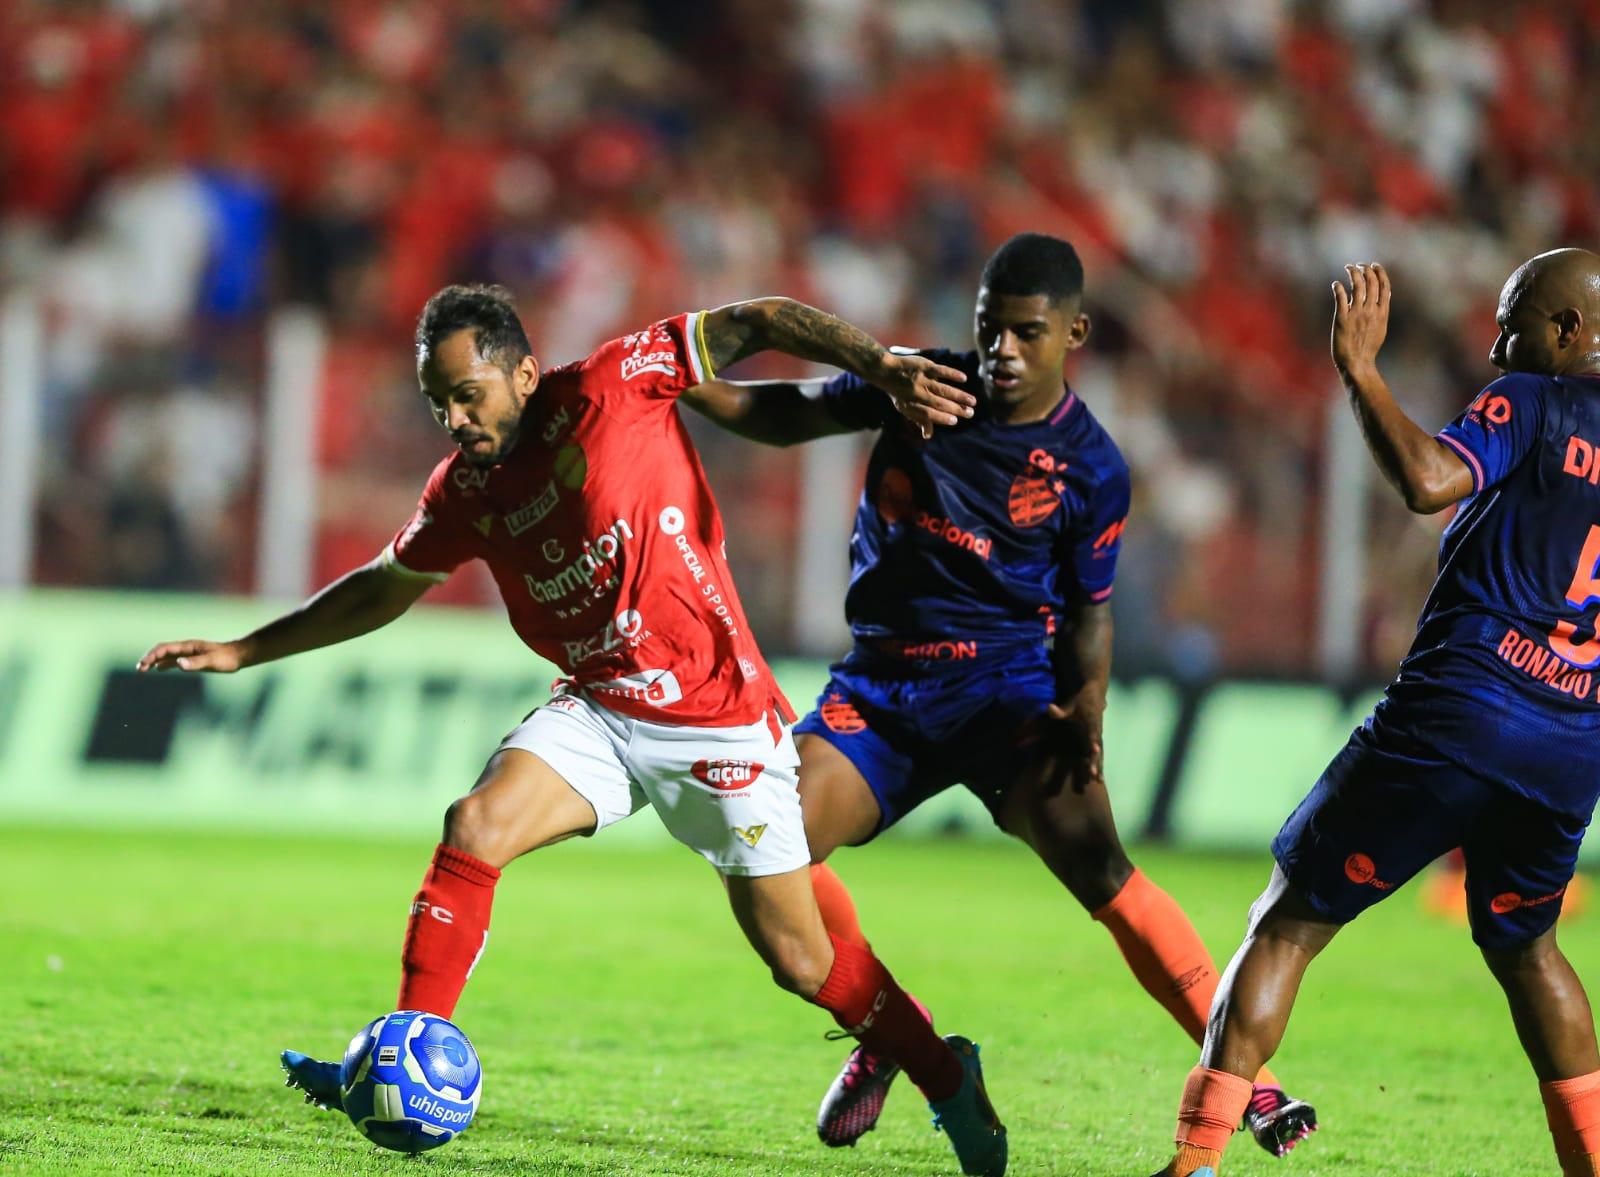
[339,1010,482,1153]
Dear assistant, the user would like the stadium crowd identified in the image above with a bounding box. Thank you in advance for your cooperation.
[5,0,1597,675]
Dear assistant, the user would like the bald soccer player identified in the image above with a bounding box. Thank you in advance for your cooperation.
[1153,249,1600,1177]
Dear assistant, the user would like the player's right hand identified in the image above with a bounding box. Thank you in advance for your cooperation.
[136,639,247,674]
[1331,261,1391,378]
[873,351,976,439]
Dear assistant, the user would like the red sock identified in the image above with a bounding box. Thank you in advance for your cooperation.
[397,844,500,1018]
[810,862,871,949]
[1093,870,1282,1090]
[1175,1064,1253,1152]
[812,934,962,1101]
[1542,1071,1600,1176]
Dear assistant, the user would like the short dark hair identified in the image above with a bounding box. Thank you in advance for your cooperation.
[415,284,532,372]
[979,233,1084,306]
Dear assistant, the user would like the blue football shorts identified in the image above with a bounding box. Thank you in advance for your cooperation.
[1272,721,1588,949]
[792,649,1058,837]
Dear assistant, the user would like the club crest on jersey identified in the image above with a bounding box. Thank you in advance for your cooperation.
[820,694,867,735]
[691,759,765,791]
[504,479,560,537]
[1008,448,1067,528]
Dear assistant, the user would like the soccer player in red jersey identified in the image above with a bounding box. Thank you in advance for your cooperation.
[137,285,1008,1175]
[1153,251,1600,1177]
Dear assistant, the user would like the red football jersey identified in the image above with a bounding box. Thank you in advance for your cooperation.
[386,311,794,728]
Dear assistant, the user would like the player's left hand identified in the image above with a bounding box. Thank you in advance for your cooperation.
[1043,694,1104,793]
[871,351,975,439]
[1331,261,1391,379]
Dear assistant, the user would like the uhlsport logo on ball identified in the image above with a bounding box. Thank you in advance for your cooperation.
[339,1011,482,1153]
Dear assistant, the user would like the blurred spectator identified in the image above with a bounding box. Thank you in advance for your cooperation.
[8,0,1598,677]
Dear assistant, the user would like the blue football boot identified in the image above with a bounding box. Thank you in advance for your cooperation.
[928,1035,1006,1176]
[281,1049,343,1111]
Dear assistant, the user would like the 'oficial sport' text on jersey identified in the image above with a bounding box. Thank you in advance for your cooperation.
[1373,372,1600,816]
[385,313,793,729]
[817,348,1130,670]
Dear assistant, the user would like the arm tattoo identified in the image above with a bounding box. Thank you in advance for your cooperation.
[700,299,887,379]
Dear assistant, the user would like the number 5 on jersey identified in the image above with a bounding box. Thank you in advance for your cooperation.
[1551,524,1600,669]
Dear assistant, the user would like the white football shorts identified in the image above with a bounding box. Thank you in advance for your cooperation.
[498,690,808,877]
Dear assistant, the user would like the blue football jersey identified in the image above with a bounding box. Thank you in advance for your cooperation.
[1372,372,1600,816]
[818,348,1130,671]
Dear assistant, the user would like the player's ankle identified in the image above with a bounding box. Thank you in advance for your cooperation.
[1171,1141,1222,1175]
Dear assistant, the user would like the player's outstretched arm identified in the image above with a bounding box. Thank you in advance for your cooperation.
[680,378,858,447]
[136,559,431,674]
[699,298,974,438]
[1332,262,1473,513]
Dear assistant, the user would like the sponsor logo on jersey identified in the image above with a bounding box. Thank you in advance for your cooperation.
[876,468,914,523]
[894,639,979,661]
[589,668,683,707]
[1564,436,1600,485]
[472,513,494,537]
[1467,389,1513,426]
[1343,852,1394,890]
[914,511,992,560]
[505,480,560,537]
[731,823,768,848]
[1491,886,1567,915]
[666,515,741,639]
[622,349,679,381]
[542,537,565,563]
[523,518,633,602]
[691,759,765,791]
[564,609,650,666]
[1009,449,1066,528]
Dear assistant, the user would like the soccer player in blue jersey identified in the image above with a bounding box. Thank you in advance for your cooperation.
[1151,249,1600,1177]
[683,232,1315,1158]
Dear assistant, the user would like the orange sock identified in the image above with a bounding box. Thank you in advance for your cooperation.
[1542,1071,1600,1176]
[810,862,871,950]
[1170,1064,1253,1172]
[1094,870,1280,1089]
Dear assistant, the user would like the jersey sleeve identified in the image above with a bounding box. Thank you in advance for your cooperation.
[382,457,476,582]
[816,345,960,430]
[1435,373,1549,494]
[816,370,896,430]
[586,312,716,413]
[1068,458,1131,604]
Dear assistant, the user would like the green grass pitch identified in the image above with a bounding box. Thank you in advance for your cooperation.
[5,825,1591,1175]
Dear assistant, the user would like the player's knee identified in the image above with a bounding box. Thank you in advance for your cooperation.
[765,940,833,998]
[442,791,501,862]
[1481,928,1559,982]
